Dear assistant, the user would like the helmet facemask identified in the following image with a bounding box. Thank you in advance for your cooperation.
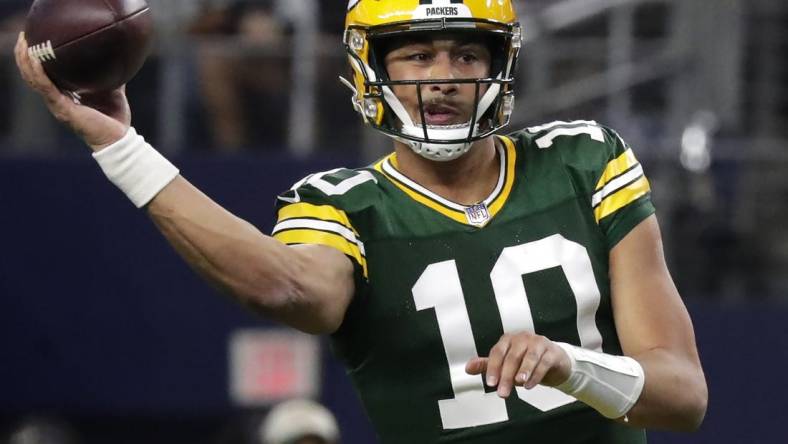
[342,18,521,161]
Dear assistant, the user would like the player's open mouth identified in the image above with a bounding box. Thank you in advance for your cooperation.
[423,104,461,125]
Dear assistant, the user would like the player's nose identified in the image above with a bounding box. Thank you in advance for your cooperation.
[426,52,458,95]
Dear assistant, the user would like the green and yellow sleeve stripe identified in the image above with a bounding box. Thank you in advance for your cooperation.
[592,149,651,223]
[273,202,367,278]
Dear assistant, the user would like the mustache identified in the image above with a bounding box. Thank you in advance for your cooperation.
[421,96,462,108]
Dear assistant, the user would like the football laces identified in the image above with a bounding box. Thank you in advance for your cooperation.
[28,40,56,63]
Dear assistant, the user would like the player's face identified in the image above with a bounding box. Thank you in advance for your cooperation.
[384,35,492,127]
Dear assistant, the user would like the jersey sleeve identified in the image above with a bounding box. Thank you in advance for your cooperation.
[591,127,655,247]
[273,169,375,281]
[521,121,656,246]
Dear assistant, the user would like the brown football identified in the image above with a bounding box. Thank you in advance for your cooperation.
[24,0,154,94]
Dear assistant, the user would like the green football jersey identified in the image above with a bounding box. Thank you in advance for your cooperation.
[274,121,654,443]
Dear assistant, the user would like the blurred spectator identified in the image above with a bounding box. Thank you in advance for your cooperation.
[1,1,91,154]
[6,417,81,444]
[259,399,339,444]
[1,2,29,150]
[0,1,25,31]
[189,0,291,152]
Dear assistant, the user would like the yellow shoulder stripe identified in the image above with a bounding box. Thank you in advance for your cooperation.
[273,229,368,278]
[277,202,357,235]
[596,149,639,190]
[594,176,650,222]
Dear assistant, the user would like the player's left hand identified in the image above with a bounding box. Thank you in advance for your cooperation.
[466,332,572,398]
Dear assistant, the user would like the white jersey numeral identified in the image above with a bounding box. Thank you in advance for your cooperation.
[282,169,377,203]
[526,120,606,149]
[412,234,603,429]
[413,261,510,429]
[491,234,603,411]
[305,169,377,196]
[534,126,605,149]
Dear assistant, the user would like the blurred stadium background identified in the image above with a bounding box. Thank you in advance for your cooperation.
[0,0,786,442]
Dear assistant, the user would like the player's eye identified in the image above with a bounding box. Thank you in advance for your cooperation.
[457,52,480,64]
[407,52,431,62]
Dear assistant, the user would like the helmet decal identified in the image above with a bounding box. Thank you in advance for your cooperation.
[412,0,473,19]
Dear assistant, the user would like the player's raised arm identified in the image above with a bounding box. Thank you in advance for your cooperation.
[13,33,355,335]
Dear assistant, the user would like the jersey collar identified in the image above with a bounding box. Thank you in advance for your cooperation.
[373,135,517,227]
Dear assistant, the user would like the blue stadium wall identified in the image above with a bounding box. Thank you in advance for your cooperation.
[0,156,781,443]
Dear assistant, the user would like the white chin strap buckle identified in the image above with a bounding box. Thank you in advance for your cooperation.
[401,123,476,162]
[411,140,472,162]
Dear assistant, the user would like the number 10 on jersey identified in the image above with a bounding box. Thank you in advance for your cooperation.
[412,234,605,429]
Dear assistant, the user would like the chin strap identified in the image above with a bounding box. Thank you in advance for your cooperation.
[400,123,476,161]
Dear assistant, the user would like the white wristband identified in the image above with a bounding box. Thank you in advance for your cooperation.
[554,342,645,419]
[92,127,180,208]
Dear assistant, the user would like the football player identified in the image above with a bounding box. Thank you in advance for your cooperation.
[15,0,707,442]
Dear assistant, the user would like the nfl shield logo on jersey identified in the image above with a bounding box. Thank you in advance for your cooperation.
[465,203,490,226]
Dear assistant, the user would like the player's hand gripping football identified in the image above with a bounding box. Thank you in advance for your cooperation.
[466,332,573,398]
[14,32,130,151]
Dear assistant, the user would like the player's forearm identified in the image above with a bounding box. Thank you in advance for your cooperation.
[146,176,303,315]
[607,217,708,431]
[624,348,707,432]
[85,129,350,333]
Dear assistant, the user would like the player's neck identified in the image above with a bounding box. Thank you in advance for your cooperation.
[392,137,500,206]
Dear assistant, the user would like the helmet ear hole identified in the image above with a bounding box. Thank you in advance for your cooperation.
[486,34,508,77]
[367,35,406,82]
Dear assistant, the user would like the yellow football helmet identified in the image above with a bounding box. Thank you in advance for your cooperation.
[342,0,522,161]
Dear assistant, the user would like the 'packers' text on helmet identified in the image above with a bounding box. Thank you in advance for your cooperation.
[342,0,522,161]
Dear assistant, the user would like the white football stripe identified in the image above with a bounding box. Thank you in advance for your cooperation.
[591,164,645,207]
[273,218,365,256]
